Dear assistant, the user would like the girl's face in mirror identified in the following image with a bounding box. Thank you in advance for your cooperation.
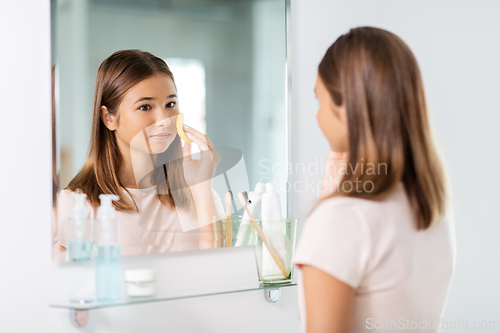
[103,74,179,154]
[315,74,349,152]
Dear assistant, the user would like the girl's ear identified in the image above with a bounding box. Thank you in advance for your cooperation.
[101,106,117,131]
[337,103,348,123]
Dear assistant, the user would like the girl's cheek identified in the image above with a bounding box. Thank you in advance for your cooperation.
[318,106,328,124]
[134,115,153,130]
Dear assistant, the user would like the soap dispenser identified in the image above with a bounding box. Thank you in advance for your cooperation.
[66,193,93,261]
[95,194,122,303]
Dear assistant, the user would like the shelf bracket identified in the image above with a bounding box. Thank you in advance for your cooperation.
[263,288,281,303]
[70,309,89,327]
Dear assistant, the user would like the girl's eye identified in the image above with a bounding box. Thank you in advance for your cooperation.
[139,104,151,111]
[166,102,176,108]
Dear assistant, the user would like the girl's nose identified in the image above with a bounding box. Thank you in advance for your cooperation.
[155,112,171,127]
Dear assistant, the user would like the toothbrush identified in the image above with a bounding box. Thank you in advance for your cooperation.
[237,192,288,278]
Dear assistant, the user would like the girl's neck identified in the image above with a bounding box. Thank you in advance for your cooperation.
[117,140,157,189]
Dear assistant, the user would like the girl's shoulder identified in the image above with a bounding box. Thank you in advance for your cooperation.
[296,195,375,289]
[58,188,77,204]
[306,196,371,238]
[59,188,82,196]
[310,195,380,224]
[310,182,408,225]
[57,188,95,215]
[58,188,87,203]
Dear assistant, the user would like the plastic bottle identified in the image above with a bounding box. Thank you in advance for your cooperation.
[95,194,122,303]
[234,183,265,247]
[260,183,287,280]
[66,193,93,261]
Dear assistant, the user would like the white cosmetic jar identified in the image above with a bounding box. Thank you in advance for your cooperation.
[125,269,156,297]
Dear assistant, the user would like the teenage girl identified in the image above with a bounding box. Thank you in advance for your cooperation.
[294,27,456,333]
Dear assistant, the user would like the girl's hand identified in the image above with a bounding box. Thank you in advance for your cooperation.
[321,150,349,197]
[181,125,220,188]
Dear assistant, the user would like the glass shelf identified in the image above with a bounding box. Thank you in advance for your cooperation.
[50,282,296,311]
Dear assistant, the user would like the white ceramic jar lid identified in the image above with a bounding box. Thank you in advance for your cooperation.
[125,269,156,282]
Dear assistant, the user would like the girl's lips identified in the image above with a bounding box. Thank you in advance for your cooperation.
[149,133,171,140]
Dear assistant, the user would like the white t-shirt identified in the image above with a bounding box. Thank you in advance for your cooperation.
[293,182,456,333]
[54,187,224,259]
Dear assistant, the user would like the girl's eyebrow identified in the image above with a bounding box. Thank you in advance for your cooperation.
[134,97,154,104]
[134,94,177,104]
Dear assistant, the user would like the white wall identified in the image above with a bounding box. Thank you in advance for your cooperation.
[1,0,499,332]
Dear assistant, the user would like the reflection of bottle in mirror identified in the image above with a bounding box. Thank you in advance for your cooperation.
[261,183,287,280]
[235,183,265,247]
[95,194,122,303]
[66,193,93,261]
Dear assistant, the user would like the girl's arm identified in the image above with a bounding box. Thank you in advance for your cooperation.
[300,264,354,333]
[180,125,221,249]
[190,182,217,249]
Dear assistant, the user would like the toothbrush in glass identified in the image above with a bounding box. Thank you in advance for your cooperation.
[237,192,288,278]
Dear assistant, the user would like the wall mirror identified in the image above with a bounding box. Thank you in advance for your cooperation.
[51,0,290,262]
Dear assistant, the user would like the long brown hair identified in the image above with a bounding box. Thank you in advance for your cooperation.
[67,50,194,213]
[315,27,450,230]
